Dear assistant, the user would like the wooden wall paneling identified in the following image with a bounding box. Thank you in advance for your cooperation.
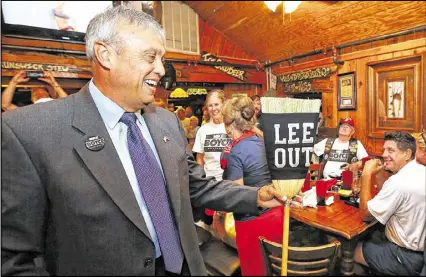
[199,22,216,52]
[2,52,90,68]
[198,18,206,39]
[322,74,336,128]
[2,36,86,52]
[232,44,245,60]
[210,31,225,57]
[221,40,235,57]
[355,57,373,154]
[198,19,257,62]
[223,83,260,99]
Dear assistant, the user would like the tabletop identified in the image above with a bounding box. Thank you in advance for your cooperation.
[290,191,378,240]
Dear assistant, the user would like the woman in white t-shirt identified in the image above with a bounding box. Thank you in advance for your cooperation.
[193,89,230,224]
[193,89,230,181]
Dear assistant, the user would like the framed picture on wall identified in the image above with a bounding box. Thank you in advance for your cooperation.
[338,72,356,110]
[367,56,422,138]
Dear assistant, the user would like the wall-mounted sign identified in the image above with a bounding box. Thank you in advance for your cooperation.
[1,61,91,74]
[283,80,313,94]
[201,52,246,81]
[278,66,337,83]
[176,82,221,87]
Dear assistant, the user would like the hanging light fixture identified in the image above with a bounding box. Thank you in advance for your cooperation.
[265,1,302,24]
[264,1,282,12]
[284,1,301,13]
[265,1,301,13]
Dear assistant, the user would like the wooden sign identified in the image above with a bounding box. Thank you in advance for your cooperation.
[283,80,313,94]
[201,52,246,81]
[278,66,337,83]
[1,61,91,74]
[176,82,221,87]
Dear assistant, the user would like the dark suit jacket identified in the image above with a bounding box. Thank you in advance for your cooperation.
[1,84,261,276]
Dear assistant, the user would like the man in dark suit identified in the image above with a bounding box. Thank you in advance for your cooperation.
[1,5,286,276]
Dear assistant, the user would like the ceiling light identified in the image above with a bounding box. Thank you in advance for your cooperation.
[265,1,282,12]
[284,1,301,13]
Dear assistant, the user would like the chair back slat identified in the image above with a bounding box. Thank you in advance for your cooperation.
[288,259,330,270]
[259,236,341,276]
[288,243,337,260]
[288,268,328,276]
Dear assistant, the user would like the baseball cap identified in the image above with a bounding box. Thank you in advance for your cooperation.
[339,117,355,128]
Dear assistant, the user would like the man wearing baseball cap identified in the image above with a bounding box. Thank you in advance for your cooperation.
[313,117,368,179]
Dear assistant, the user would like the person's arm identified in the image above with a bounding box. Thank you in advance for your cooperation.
[2,70,29,112]
[232,178,244,186]
[196,153,205,167]
[359,159,392,221]
[1,121,50,275]
[169,113,284,213]
[38,71,68,98]
[193,127,205,166]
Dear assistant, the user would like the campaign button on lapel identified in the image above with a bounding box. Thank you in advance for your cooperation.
[85,136,105,151]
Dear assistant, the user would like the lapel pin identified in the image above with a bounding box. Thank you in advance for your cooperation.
[163,136,170,143]
[85,136,105,151]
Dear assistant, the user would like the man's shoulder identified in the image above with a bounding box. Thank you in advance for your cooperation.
[3,94,75,129]
[387,161,425,186]
[314,138,328,146]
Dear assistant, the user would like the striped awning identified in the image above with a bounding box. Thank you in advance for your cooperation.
[169,88,188,98]
[187,88,208,95]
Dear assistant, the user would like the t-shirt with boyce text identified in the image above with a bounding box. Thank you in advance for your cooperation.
[313,138,368,178]
[192,122,230,181]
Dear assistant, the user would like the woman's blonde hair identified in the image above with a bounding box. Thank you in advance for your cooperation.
[190,115,199,125]
[205,89,225,106]
[222,96,256,132]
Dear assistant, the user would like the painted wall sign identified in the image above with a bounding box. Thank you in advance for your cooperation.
[1,61,91,74]
[278,66,337,83]
[201,52,246,81]
[283,80,313,94]
[176,82,221,87]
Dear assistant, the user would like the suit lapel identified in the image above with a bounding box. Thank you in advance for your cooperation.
[71,86,152,240]
[143,105,182,220]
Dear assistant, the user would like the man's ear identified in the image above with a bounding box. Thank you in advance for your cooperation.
[93,41,115,69]
[405,148,413,161]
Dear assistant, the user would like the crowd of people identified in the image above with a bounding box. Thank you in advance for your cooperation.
[1,4,425,277]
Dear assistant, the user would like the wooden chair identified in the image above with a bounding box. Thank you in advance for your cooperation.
[195,224,241,276]
[259,235,341,276]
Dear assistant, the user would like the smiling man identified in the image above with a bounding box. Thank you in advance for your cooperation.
[355,131,425,276]
[1,5,288,276]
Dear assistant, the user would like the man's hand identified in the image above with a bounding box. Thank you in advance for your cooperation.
[38,71,68,99]
[257,185,303,208]
[10,70,30,86]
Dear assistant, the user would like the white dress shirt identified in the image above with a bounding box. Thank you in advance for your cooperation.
[89,80,163,257]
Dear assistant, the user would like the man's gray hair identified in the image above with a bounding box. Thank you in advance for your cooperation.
[85,5,165,61]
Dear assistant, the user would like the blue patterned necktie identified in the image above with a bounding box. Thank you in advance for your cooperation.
[120,112,184,274]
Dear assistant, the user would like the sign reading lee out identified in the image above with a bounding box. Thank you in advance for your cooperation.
[260,113,319,180]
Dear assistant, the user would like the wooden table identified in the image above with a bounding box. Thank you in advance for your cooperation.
[290,191,378,276]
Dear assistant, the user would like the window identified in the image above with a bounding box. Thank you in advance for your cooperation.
[162,1,199,55]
